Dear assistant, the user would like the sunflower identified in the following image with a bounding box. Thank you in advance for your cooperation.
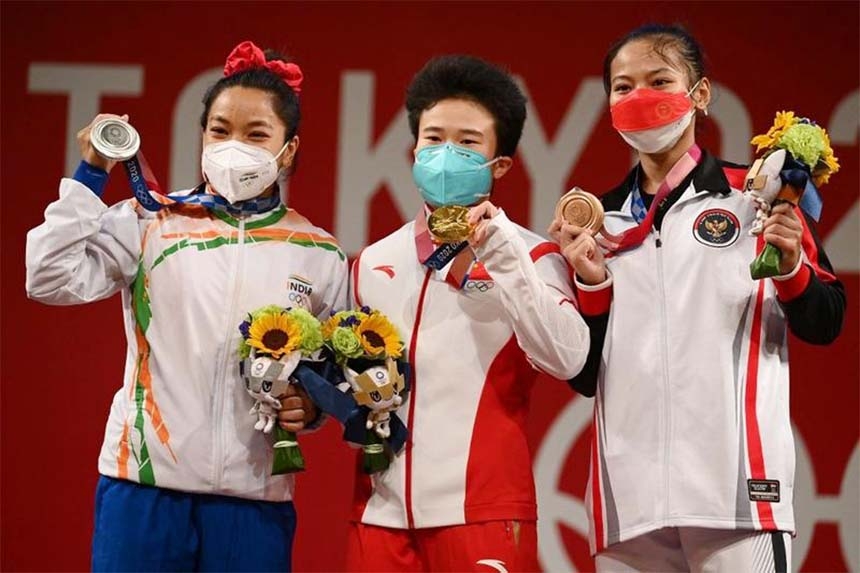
[355,312,402,359]
[751,110,840,188]
[247,310,301,359]
[751,110,799,153]
[813,131,840,187]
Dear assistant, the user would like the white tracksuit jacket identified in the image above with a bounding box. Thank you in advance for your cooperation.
[350,209,590,529]
[26,179,348,501]
[569,152,845,554]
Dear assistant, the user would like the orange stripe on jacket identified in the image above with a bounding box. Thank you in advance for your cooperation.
[117,422,130,479]
[134,325,178,464]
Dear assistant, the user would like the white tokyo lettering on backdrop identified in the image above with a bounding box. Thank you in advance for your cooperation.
[26,64,858,273]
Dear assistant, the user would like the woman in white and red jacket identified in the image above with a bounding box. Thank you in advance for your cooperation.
[347,55,590,573]
[550,24,845,573]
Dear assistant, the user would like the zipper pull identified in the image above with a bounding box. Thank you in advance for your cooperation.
[655,230,662,248]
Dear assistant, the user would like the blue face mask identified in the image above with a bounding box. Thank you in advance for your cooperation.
[412,143,499,207]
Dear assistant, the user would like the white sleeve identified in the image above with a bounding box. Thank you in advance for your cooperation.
[471,210,589,380]
[25,178,142,305]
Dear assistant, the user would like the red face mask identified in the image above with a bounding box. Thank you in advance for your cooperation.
[610,88,693,132]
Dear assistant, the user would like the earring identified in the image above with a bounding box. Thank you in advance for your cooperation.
[703,107,709,117]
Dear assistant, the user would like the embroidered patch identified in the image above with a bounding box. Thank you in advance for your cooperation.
[287,274,313,307]
[748,479,780,503]
[693,209,740,247]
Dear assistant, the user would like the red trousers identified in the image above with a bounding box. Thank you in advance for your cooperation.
[345,520,539,572]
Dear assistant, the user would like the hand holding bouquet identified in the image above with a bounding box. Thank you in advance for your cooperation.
[323,307,409,473]
[238,305,324,474]
[745,111,839,279]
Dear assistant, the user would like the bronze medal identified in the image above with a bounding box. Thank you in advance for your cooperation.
[555,187,604,233]
[427,205,473,243]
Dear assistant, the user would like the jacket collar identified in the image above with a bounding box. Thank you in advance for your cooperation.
[601,150,740,212]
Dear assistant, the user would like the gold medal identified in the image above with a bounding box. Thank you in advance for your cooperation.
[555,187,604,233]
[427,205,473,243]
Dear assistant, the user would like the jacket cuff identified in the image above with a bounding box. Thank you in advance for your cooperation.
[575,272,613,316]
[72,160,109,197]
[773,260,811,302]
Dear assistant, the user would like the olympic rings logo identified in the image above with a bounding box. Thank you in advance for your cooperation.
[287,292,308,307]
[465,281,494,292]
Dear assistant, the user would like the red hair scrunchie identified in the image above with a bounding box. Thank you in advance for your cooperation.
[223,40,303,94]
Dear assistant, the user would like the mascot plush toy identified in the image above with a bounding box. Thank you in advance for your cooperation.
[238,305,324,474]
[324,308,409,473]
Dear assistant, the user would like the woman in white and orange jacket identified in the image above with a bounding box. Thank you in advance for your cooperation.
[26,41,347,572]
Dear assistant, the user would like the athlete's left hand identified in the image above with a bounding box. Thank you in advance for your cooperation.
[467,201,500,247]
[277,384,318,432]
[762,202,803,275]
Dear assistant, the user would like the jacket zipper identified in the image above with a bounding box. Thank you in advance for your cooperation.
[655,230,672,520]
[212,218,246,489]
[404,269,432,528]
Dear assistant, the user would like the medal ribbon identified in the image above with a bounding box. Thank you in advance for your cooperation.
[610,144,702,252]
[414,209,474,288]
[122,153,280,216]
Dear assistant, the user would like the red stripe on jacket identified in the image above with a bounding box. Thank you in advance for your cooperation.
[530,241,561,263]
[591,407,606,552]
[531,242,579,310]
[744,245,777,529]
[351,249,365,307]
[723,166,748,191]
[464,336,538,523]
[404,269,433,529]
[349,250,372,522]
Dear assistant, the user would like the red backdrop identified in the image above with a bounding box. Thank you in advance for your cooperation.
[1,2,857,572]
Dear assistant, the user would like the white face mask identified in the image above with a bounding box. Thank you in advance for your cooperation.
[619,109,694,154]
[201,140,289,204]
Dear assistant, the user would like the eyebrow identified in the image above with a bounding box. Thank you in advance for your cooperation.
[209,115,274,129]
[646,67,676,77]
[245,119,274,129]
[458,128,484,137]
[611,67,677,84]
[421,125,484,137]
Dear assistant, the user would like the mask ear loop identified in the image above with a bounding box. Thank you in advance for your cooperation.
[472,156,506,203]
[274,137,298,173]
[274,139,292,160]
[687,78,708,116]
[686,78,702,98]
[479,156,505,169]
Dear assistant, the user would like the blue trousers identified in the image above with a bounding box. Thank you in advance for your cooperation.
[92,476,296,572]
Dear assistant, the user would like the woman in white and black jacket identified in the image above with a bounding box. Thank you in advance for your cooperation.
[549,23,845,573]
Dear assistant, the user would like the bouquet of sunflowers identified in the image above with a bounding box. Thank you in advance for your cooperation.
[745,111,840,279]
[238,305,324,474]
[323,307,409,473]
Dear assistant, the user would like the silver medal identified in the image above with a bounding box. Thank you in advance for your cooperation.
[90,118,140,161]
